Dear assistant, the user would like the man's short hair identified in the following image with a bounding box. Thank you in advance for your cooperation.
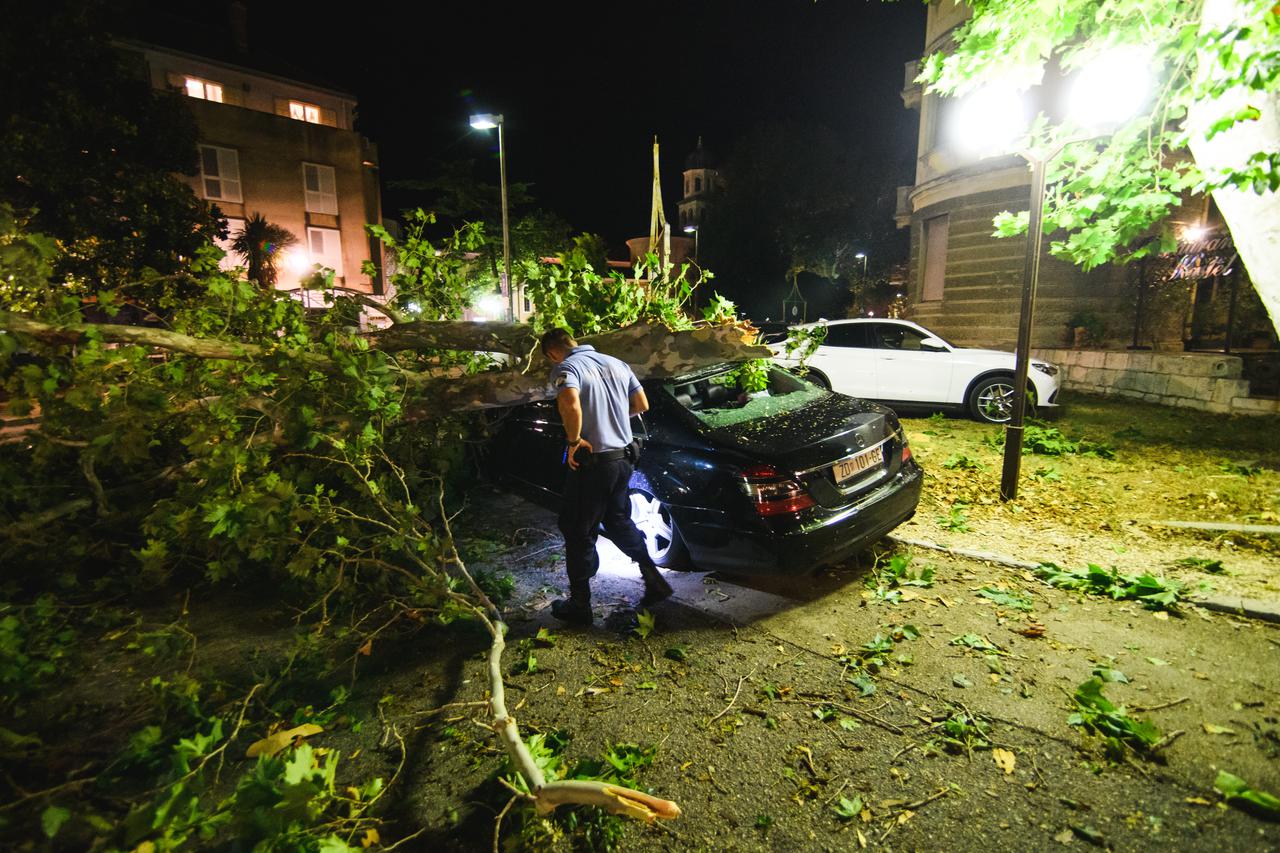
[539,328,577,356]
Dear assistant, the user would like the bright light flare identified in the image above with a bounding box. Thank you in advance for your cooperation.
[283,249,312,275]
[1181,225,1208,242]
[949,84,1032,157]
[1067,47,1153,130]
[476,293,505,319]
[469,113,500,130]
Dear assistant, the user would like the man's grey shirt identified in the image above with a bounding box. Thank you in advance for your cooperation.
[549,345,641,452]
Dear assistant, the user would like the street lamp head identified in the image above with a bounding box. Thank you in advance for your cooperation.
[683,225,697,234]
[469,113,501,130]
[950,83,1033,158]
[1066,47,1153,131]
[854,252,865,259]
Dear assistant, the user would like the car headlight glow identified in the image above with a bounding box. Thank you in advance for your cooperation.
[1033,362,1058,377]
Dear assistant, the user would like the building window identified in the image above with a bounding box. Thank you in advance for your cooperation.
[199,145,242,202]
[303,163,338,215]
[184,77,223,102]
[214,217,246,271]
[307,227,343,277]
[289,101,322,123]
[695,176,703,193]
[921,214,949,302]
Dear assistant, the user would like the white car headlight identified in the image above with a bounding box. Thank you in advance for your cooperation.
[1032,362,1058,377]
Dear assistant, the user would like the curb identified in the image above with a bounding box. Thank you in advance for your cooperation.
[887,535,1280,626]
[1189,594,1280,624]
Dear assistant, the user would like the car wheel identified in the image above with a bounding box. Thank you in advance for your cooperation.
[968,375,1016,424]
[628,489,689,569]
[968,375,1034,424]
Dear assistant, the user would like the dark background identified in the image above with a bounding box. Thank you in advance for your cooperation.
[129,1,924,243]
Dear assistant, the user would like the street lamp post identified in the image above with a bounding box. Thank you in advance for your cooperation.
[950,48,1153,501]
[469,113,514,322]
[855,251,868,316]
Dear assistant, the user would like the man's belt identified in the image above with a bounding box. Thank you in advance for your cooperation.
[585,448,628,462]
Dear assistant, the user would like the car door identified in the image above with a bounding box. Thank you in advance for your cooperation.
[869,322,956,403]
[809,322,877,398]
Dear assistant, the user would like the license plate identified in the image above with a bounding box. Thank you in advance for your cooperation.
[832,445,884,484]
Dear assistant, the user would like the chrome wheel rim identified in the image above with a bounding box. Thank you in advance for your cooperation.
[977,382,1016,423]
[629,491,674,563]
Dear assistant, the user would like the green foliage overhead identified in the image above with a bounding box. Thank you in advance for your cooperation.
[918,0,1280,269]
[0,3,222,295]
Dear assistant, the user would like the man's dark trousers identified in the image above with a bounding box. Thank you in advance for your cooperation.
[558,457,655,600]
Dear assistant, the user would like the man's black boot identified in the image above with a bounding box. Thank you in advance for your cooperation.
[551,597,593,625]
[638,565,673,608]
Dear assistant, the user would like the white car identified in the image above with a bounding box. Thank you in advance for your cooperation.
[770,318,1060,424]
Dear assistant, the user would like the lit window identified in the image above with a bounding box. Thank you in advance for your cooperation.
[302,163,338,215]
[214,218,246,271]
[289,101,322,124]
[184,77,223,102]
[198,145,241,203]
[307,227,343,277]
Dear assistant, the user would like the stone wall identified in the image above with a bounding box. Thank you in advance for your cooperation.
[1032,348,1280,416]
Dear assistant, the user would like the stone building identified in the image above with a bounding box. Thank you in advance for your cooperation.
[118,18,384,299]
[895,0,1277,414]
[677,138,724,234]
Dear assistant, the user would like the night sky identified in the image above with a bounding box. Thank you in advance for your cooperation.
[134,0,925,251]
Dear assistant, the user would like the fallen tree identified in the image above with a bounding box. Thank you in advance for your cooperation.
[0,310,770,410]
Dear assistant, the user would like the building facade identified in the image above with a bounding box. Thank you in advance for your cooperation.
[123,41,384,297]
[896,0,1277,412]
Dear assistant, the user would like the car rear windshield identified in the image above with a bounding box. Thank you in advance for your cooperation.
[664,364,828,428]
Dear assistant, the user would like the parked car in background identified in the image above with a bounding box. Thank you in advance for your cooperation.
[489,362,922,574]
[770,318,1060,424]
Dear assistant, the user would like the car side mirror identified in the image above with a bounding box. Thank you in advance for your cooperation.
[919,338,948,353]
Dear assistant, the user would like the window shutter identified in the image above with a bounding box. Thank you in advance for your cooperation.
[303,164,337,215]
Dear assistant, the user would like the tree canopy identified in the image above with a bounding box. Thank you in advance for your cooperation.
[917,0,1280,330]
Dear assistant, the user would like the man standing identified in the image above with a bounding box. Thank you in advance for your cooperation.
[540,328,673,625]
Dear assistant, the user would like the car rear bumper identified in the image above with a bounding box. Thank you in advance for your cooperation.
[676,463,923,574]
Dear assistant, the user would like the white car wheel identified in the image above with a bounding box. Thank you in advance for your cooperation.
[628,489,687,568]
[968,376,1034,424]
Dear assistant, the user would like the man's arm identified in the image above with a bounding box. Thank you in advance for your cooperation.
[557,387,592,470]
[557,387,584,442]
[629,388,649,416]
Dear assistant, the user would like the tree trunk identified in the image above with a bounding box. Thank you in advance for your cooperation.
[1187,0,1280,335]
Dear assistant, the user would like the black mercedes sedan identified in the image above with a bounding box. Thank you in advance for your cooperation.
[489,362,923,574]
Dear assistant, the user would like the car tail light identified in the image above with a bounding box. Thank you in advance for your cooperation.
[741,464,816,517]
[901,444,913,463]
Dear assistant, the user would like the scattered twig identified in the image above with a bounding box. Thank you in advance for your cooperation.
[804,700,904,736]
[707,667,756,728]
[1151,729,1186,753]
[493,794,519,853]
[1131,696,1189,713]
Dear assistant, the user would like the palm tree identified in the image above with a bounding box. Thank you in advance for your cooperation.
[230,213,298,288]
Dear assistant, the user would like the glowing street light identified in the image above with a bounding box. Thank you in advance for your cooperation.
[469,112,514,322]
[952,49,1154,500]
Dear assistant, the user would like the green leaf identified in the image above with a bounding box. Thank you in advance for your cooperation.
[833,795,863,820]
[41,805,70,839]
[838,717,861,732]
[978,587,1034,611]
[633,609,655,640]
[1215,771,1280,818]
